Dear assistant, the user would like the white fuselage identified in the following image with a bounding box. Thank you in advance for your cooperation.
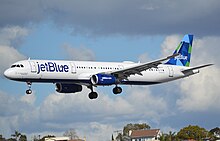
[4,59,189,85]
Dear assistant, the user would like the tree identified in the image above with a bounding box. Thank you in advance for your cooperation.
[123,123,150,136]
[115,133,123,141]
[11,131,21,141]
[0,135,6,141]
[167,131,176,141]
[7,138,16,141]
[209,127,220,140]
[210,127,220,136]
[19,135,27,141]
[63,128,79,140]
[159,133,167,141]
[177,125,208,140]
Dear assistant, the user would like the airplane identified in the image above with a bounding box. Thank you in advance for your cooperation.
[4,34,213,99]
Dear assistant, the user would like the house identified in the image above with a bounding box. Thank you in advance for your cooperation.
[44,137,85,141]
[45,137,70,141]
[129,129,161,141]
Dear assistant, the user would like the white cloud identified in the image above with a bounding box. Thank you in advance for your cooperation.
[176,36,220,112]
[35,85,170,141]
[62,44,95,61]
[0,84,164,140]
[39,86,169,123]
[0,90,38,137]
[125,87,169,122]
[160,34,181,57]
[78,122,117,141]
[177,67,220,112]
[138,52,151,63]
[160,35,220,112]
[0,26,29,47]
[0,45,26,75]
[20,93,36,105]
[0,26,28,75]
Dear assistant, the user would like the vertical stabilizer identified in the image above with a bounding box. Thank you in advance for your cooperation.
[166,34,193,67]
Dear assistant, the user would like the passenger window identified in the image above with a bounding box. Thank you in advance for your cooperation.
[16,65,20,67]
[20,64,24,67]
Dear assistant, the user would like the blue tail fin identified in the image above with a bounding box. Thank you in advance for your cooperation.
[166,34,193,67]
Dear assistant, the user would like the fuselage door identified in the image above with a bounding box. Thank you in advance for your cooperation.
[29,61,37,73]
[70,62,76,74]
[118,65,124,70]
[167,66,174,77]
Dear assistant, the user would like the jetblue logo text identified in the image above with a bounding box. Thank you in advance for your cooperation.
[37,62,69,74]
[175,55,187,60]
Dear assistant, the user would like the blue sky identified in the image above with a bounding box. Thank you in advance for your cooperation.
[0,1,220,141]
[20,22,163,61]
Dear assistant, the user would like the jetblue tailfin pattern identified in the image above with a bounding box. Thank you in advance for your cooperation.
[166,34,193,67]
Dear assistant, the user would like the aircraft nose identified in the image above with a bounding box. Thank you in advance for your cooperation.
[4,69,14,79]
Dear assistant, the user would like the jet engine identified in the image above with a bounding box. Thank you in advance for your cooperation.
[91,74,116,85]
[55,83,82,93]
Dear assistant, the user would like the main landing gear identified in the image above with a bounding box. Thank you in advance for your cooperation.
[26,82,32,95]
[88,85,122,99]
[88,85,98,99]
[113,86,122,94]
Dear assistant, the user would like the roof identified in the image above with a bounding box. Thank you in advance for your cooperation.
[130,129,160,138]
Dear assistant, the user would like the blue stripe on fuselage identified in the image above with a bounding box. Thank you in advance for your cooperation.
[10,78,161,85]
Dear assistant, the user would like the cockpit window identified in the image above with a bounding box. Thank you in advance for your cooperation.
[11,65,16,68]
[11,64,24,68]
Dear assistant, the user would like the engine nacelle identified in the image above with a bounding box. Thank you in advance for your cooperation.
[55,83,82,93]
[91,74,116,85]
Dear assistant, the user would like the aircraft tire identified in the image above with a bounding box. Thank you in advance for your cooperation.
[26,89,32,95]
[88,92,98,99]
[113,86,122,94]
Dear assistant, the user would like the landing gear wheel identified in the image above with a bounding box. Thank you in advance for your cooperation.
[113,86,122,94]
[26,82,32,95]
[26,89,32,95]
[88,92,98,99]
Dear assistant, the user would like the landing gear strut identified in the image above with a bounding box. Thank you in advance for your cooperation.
[113,86,122,94]
[26,82,32,95]
[88,85,98,99]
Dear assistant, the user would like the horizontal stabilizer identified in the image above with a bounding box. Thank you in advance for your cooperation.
[182,63,213,74]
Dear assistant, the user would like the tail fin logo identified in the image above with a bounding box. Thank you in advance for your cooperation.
[175,54,188,60]
[165,34,193,67]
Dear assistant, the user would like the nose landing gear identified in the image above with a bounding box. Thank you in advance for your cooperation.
[26,82,32,94]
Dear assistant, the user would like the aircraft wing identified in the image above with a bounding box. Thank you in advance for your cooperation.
[108,53,179,80]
